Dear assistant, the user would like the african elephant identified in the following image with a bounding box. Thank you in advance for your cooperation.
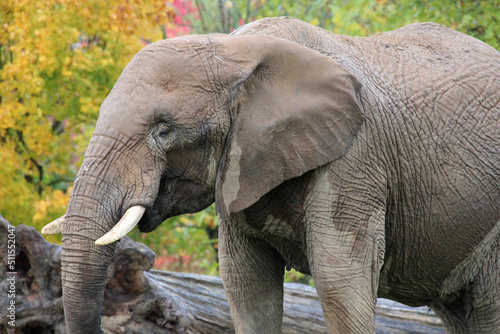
[42,17,500,333]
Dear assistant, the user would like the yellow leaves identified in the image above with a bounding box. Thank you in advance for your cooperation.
[0,143,37,225]
[97,56,114,67]
[0,102,22,133]
[24,121,54,160]
[179,215,194,228]
[32,198,50,224]
[61,67,73,77]
[310,18,320,26]
[80,97,99,115]
[33,188,70,225]
[73,0,170,40]
[1,0,175,231]
[32,188,71,243]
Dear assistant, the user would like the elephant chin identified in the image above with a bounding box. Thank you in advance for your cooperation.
[138,208,165,232]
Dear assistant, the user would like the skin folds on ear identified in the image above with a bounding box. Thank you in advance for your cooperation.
[215,35,364,218]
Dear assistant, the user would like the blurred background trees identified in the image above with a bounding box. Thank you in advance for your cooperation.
[1,0,499,276]
[0,0,170,235]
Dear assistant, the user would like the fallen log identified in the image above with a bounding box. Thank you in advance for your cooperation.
[0,216,444,333]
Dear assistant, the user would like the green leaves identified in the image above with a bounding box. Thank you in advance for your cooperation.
[192,0,499,51]
[132,204,219,274]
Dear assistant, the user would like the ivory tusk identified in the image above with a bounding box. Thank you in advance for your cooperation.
[41,215,66,234]
[95,206,146,245]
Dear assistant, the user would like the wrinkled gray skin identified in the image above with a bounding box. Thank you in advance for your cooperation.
[60,17,500,333]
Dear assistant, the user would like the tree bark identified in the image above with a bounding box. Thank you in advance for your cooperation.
[0,216,444,333]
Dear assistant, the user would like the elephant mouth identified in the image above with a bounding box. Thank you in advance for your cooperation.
[138,205,168,232]
[138,177,216,233]
[137,180,176,233]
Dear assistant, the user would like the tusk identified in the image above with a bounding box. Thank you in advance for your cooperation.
[41,215,66,234]
[95,206,146,245]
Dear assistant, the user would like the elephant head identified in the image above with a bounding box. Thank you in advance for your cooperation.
[43,33,363,333]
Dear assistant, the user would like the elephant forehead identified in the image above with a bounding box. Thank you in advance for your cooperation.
[97,80,155,130]
[96,35,231,135]
[117,54,195,90]
[123,36,225,88]
[97,82,215,139]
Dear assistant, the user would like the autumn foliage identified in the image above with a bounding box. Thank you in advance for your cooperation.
[0,0,173,239]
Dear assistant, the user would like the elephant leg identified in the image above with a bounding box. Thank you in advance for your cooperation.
[429,298,469,333]
[307,207,386,334]
[467,232,500,332]
[219,216,286,333]
[431,234,500,333]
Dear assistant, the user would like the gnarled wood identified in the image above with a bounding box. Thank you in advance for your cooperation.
[0,217,444,333]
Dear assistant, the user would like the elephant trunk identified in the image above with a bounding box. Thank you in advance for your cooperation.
[62,179,117,334]
[61,134,157,333]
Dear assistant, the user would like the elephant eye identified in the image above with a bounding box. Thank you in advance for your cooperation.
[150,120,184,154]
[157,123,171,137]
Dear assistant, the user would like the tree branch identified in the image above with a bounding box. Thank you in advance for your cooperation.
[0,217,445,333]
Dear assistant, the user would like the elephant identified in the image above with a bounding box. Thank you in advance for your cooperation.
[42,17,500,333]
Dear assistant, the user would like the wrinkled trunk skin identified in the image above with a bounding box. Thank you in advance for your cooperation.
[61,133,156,334]
[62,164,120,333]
[62,194,118,332]
[62,213,115,334]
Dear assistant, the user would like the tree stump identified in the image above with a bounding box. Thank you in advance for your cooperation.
[0,216,444,333]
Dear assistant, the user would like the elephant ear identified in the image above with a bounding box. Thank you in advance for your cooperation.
[215,35,363,218]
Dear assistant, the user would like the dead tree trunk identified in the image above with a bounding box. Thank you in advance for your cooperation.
[0,216,444,333]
